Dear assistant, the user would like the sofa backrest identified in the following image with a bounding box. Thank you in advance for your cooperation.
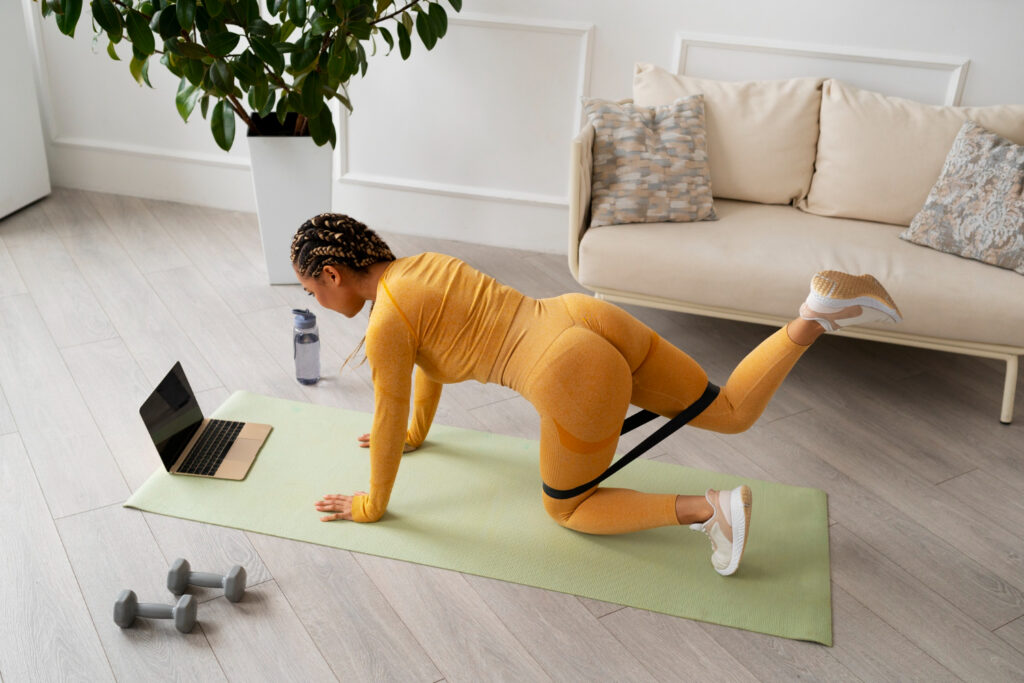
[797,79,1024,226]
[632,64,824,206]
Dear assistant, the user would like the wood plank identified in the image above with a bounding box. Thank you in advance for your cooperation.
[0,294,129,517]
[42,186,221,393]
[463,575,656,682]
[599,607,758,682]
[0,384,15,435]
[140,513,273,603]
[84,189,191,274]
[144,265,309,402]
[768,412,1024,624]
[997,616,1024,656]
[0,232,27,297]
[2,199,117,348]
[831,523,1024,680]
[939,468,1024,544]
[145,199,288,315]
[247,532,442,681]
[0,434,114,682]
[722,419,1024,631]
[197,581,338,681]
[213,209,266,273]
[829,585,958,681]
[355,554,551,681]
[61,337,171,492]
[56,505,227,681]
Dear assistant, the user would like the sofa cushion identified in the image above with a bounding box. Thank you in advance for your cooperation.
[900,121,1024,275]
[584,96,716,227]
[799,79,1024,226]
[578,199,1024,348]
[632,64,824,205]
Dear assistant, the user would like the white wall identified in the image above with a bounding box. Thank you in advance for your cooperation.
[23,0,1024,254]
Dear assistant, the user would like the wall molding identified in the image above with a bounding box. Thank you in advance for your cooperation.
[673,32,970,105]
[51,136,251,170]
[337,12,594,208]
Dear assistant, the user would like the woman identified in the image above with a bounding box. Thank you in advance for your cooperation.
[293,213,901,576]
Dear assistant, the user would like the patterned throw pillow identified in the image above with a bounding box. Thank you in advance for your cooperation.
[585,96,716,228]
[900,120,1024,274]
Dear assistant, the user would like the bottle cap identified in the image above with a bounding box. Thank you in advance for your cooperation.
[292,308,317,330]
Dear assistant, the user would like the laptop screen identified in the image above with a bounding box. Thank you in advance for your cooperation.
[139,362,204,470]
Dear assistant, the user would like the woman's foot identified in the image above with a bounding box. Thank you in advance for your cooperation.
[689,485,752,576]
[799,270,902,332]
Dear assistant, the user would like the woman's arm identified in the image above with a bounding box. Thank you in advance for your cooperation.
[406,367,442,448]
[349,315,417,523]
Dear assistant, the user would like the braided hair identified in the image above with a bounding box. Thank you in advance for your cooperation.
[290,213,396,371]
[290,213,395,279]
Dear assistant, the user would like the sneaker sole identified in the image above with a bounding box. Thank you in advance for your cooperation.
[809,271,903,322]
[718,485,752,576]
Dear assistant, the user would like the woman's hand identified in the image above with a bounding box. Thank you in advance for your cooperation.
[358,433,416,453]
[315,491,368,522]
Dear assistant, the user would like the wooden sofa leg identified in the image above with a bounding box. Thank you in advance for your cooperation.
[1002,355,1019,425]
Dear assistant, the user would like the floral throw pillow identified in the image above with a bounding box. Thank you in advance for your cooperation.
[900,120,1024,274]
[585,96,716,228]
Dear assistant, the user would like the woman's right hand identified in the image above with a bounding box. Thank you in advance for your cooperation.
[358,433,415,453]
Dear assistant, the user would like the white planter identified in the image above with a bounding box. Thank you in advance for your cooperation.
[248,126,333,285]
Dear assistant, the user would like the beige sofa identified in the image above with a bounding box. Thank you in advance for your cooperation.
[568,67,1024,423]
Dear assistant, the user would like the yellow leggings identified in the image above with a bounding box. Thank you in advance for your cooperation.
[516,294,809,535]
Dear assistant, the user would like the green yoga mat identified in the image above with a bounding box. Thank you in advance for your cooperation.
[125,391,832,645]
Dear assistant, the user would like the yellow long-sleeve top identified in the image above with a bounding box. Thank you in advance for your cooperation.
[352,252,527,522]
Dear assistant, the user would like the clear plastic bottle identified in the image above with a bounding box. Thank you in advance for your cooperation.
[292,308,320,385]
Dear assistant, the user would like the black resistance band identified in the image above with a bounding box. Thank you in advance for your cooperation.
[542,381,721,500]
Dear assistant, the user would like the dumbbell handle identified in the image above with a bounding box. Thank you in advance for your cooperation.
[136,602,174,619]
[187,571,227,588]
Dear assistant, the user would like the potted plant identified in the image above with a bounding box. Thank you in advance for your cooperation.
[35,0,462,283]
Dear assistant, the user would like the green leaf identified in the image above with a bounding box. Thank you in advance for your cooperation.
[157,6,182,39]
[184,58,205,85]
[176,78,202,121]
[125,10,155,55]
[250,35,284,74]
[129,55,146,85]
[415,9,436,50]
[287,0,306,25]
[141,55,154,87]
[204,30,240,57]
[55,0,83,37]
[447,0,461,10]
[249,81,270,111]
[396,21,411,59]
[327,48,346,80]
[349,20,371,40]
[307,107,334,147]
[206,0,225,17]
[375,0,392,18]
[210,59,234,93]
[176,0,196,31]
[310,16,333,36]
[301,70,323,116]
[267,0,284,15]
[211,100,235,151]
[335,91,352,112]
[106,40,120,60]
[201,95,210,119]
[90,0,121,34]
[428,3,447,38]
[379,26,393,53]
[259,89,277,118]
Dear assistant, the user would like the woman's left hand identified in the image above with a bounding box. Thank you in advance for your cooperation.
[315,491,368,522]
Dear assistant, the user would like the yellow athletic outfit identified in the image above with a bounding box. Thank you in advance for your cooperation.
[351,252,809,533]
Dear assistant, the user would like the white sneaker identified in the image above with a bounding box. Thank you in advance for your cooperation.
[800,270,902,332]
[689,485,752,576]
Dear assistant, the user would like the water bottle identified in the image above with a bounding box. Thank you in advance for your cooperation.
[292,308,320,385]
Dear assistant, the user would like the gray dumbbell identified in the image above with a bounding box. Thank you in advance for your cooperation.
[113,589,197,633]
[167,557,247,603]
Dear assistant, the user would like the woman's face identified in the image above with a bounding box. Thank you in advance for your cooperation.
[295,264,366,318]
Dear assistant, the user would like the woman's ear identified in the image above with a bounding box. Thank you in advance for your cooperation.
[322,264,342,285]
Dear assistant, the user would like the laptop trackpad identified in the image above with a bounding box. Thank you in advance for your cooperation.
[217,438,262,480]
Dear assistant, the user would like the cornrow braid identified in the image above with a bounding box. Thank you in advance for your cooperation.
[290,213,395,279]
[290,213,396,373]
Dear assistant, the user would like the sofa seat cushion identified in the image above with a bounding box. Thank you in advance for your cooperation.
[578,199,1024,348]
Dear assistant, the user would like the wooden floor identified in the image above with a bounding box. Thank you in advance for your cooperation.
[1,187,1023,682]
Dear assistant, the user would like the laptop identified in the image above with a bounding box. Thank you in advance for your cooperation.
[139,362,272,480]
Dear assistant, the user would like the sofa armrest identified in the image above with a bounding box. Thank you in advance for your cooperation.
[568,123,594,281]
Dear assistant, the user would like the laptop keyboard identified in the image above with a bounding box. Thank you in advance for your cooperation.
[177,420,244,476]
